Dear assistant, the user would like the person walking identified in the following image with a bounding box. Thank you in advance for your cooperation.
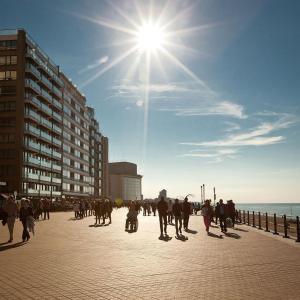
[215,202,220,225]
[157,196,168,236]
[105,199,113,224]
[172,198,182,236]
[201,200,213,234]
[19,199,33,242]
[167,199,173,224]
[3,195,19,243]
[43,198,50,220]
[151,202,157,216]
[227,200,236,228]
[218,199,227,232]
[182,197,190,230]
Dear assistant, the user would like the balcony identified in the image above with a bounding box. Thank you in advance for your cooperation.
[25,124,40,137]
[40,160,52,169]
[52,191,61,196]
[25,173,39,180]
[52,124,62,134]
[25,156,41,166]
[40,103,53,117]
[52,137,62,146]
[52,111,62,122]
[52,178,62,184]
[25,64,41,79]
[52,98,62,109]
[40,88,52,103]
[40,75,52,90]
[40,117,53,130]
[25,79,41,94]
[52,164,61,171]
[52,150,62,159]
[51,74,64,88]
[40,190,51,196]
[40,175,52,182]
[25,109,40,122]
[40,145,52,157]
[40,131,52,143]
[28,188,39,195]
[25,140,40,151]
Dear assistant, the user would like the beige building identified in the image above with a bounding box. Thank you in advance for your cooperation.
[109,162,142,203]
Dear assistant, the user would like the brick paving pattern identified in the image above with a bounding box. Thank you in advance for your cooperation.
[0,208,299,300]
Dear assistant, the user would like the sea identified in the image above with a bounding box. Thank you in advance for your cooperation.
[235,203,300,217]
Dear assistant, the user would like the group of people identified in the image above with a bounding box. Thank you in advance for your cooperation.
[72,199,113,225]
[125,197,236,237]
[1,193,237,243]
[1,196,35,243]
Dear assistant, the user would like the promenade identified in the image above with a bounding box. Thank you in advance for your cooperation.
[1,208,299,300]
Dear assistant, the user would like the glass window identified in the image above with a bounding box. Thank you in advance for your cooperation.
[0,86,16,96]
[0,70,17,80]
[0,40,17,50]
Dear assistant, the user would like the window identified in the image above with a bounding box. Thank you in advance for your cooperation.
[0,86,16,96]
[0,101,16,111]
[63,143,71,153]
[0,71,17,80]
[63,170,70,178]
[63,105,71,116]
[0,133,15,143]
[0,148,16,159]
[63,157,70,165]
[0,40,17,50]
[63,118,71,128]
[63,183,70,191]
[0,117,15,127]
[0,56,17,65]
[63,131,71,141]
[0,165,16,176]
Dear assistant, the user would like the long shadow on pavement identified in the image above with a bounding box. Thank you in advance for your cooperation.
[225,232,241,239]
[0,241,26,252]
[185,229,198,234]
[208,232,223,239]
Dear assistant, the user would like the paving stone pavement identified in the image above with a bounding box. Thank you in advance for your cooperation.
[0,208,299,300]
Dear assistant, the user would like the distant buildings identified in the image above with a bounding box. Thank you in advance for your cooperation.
[159,189,167,199]
[0,29,108,199]
[109,162,142,203]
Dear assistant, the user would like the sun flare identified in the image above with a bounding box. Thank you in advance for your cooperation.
[136,23,165,51]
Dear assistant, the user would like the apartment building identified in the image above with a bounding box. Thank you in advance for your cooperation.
[0,29,108,200]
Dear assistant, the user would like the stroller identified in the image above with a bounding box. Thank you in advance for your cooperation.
[128,217,138,232]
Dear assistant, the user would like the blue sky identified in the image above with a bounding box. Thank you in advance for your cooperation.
[1,0,300,202]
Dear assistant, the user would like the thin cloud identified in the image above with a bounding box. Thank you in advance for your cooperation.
[108,79,246,118]
[182,148,239,163]
[78,56,109,74]
[159,101,246,119]
[180,113,298,161]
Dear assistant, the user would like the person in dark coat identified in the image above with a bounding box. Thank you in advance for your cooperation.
[105,199,113,224]
[172,198,182,236]
[215,202,220,225]
[182,197,191,230]
[218,199,227,232]
[227,200,236,228]
[19,199,33,242]
[157,196,168,236]
[151,202,157,216]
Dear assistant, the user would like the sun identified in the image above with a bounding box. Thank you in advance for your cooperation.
[136,23,165,51]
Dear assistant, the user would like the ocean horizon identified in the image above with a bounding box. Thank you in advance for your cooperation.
[235,203,300,217]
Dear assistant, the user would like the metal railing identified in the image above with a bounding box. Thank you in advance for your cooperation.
[237,210,300,243]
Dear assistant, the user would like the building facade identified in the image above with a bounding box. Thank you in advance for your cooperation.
[109,162,142,203]
[0,29,108,200]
